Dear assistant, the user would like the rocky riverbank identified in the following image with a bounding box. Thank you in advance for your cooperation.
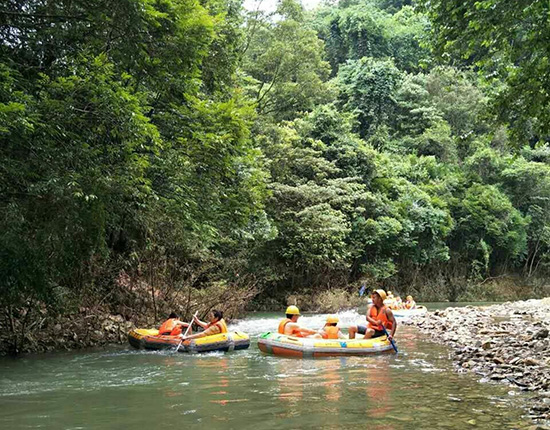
[404,299,550,425]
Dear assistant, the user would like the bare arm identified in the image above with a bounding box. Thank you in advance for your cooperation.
[285,322,318,336]
[299,327,319,336]
[193,315,208,329]
[386,309,397,339]
[182,324,220,340]
[182,331,208,340]
[181,332,204,340]
[366,305,378,326]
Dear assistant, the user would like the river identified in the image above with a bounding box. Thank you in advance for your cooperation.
[0,308,534,429]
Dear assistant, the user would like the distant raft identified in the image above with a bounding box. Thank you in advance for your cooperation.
[128,329,250,353]
[392,305,428,319]
[257,332,394,357]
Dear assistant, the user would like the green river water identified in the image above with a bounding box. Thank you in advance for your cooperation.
[0,308,536,429]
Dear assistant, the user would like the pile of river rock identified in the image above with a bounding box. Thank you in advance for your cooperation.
[404,298,550,424]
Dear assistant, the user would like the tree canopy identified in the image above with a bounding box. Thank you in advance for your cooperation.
[2,0,550,327]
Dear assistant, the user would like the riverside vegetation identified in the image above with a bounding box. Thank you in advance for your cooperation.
[1,0,550,354]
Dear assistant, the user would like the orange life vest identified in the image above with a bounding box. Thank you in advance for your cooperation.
[405,300,416,309]
[367,305,393,331]
[158,318,178,335]
[206,319,228,334]
[216,319,228,333]
[170,325,183,336]
[322,325,339,339]
[278,318,303,337]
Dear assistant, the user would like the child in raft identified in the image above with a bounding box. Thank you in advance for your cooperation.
[158,312,190,336]
[319,315,346,339]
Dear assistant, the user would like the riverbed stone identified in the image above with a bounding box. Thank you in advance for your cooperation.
[406,298,550,426]
[535,328,549,339]
[524,358,543,366]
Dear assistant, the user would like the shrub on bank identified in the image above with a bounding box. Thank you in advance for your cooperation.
[286,289,363,313]
[0,272,256,356]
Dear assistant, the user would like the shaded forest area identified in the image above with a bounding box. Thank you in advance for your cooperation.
[1,0,550,353]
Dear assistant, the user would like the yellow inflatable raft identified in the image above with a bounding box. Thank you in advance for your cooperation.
[128,329,250,353]
[257,332,394,357]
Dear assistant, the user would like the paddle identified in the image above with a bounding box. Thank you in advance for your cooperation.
[380,324,398,354]
[175,311,198,352]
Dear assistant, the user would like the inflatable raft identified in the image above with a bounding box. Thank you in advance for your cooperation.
[392,306,427,319]
[257,332,394,357]
[128,329,250,353]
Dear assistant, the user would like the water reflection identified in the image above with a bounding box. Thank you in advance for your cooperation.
[270,356,401,428]
[365,358,392,420]
[318,359,343,404]
[272,359,304,421]
[193,356,251,408]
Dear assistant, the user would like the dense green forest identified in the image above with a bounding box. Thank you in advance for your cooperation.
[1,0,550,351]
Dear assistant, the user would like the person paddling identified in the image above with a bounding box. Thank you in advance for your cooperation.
[278,306,321,338]
[179,309,227,340]
[158,312,190,336]
[348,289,397,340]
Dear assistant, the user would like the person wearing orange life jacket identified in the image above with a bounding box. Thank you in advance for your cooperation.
[320,315,346,339]
[180,309,228,340]
[158,312,190,336]
[278,306,321,338]
[405,295,416,309]
[348,289,397,340]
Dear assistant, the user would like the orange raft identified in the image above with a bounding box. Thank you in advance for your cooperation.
[257,332,394,358]
[128,329,250,353]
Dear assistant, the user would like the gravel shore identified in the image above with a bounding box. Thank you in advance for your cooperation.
[403,299,550,425]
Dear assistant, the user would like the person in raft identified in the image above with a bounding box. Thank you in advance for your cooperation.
[179,309,228,340]
[320,315,346,339]
[158,312,190,336]
[348,289,397,340]
[278,306,321,338]
[405,295,416,309]
[384,290,396,308]
[393,296,404,310]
